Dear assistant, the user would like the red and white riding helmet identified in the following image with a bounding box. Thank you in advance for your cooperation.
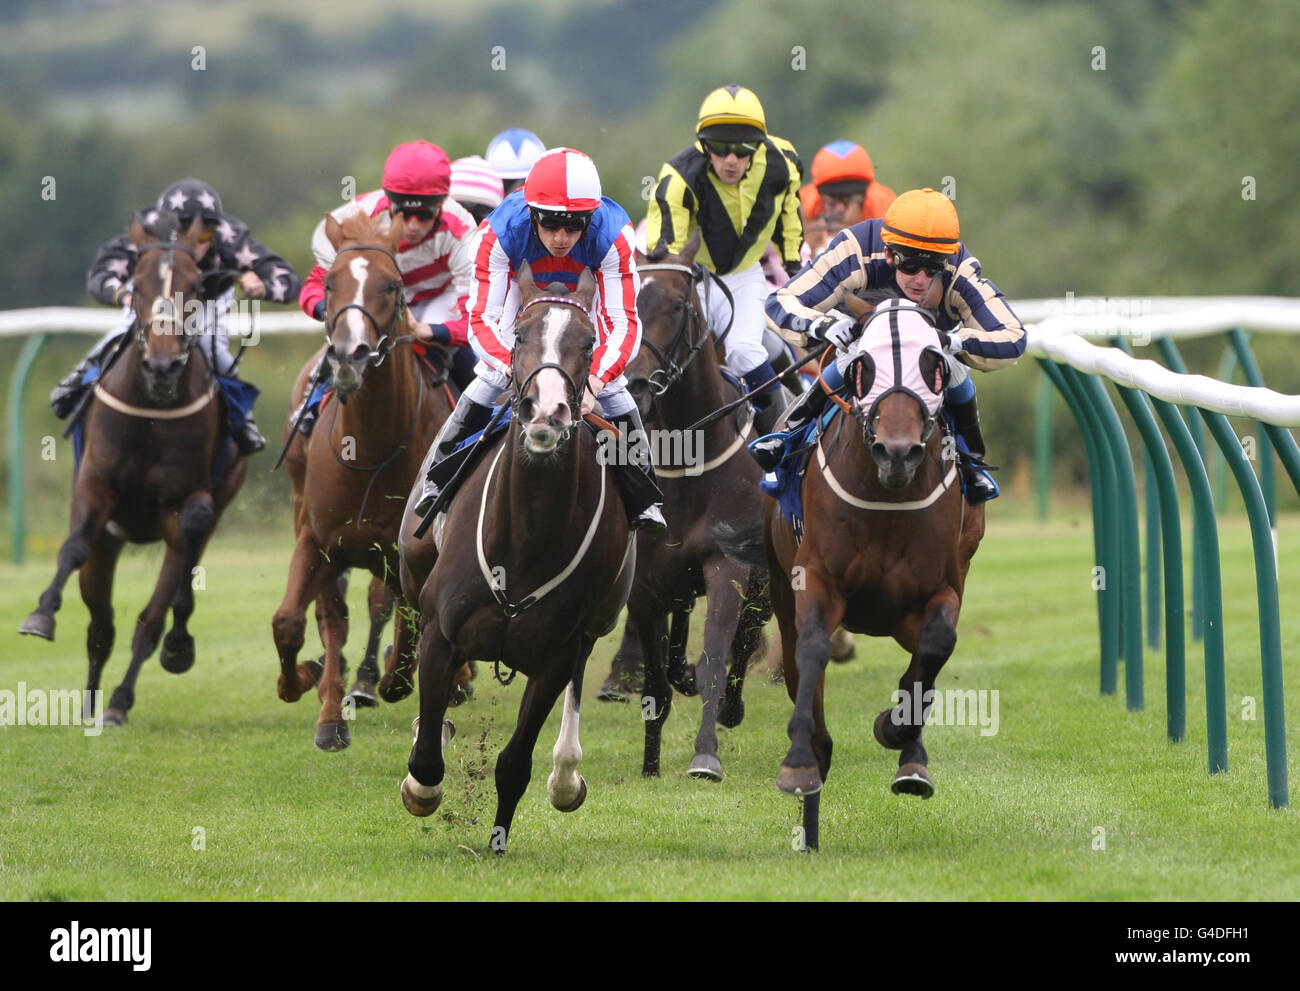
[381,140,451,208]
[523,147,602,213]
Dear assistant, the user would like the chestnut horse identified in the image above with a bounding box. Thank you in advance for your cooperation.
[273,211,454,751]
[20,215,247,725]
[618,237,771,781]
[765,295,984,850]
[397,265,635,853]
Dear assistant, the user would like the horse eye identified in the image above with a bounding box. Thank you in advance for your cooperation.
[388,282,401,294]
[324,279,334,293]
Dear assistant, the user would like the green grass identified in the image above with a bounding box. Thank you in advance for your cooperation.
[1,513,1298,901]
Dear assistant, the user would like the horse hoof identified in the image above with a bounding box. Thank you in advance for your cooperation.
[595,678,629,703]
[669,666,698,697]
[549,775,587,812]
[891,763,934,799]
[18,612,55,640]
[873,708,911,750]
[378,673,413,704]
[315,721,351,752]
[277,663,315,703]
[346,677,379,709]
[448,680,474,708]
[776,764,823,796]
[687,754,723,782]
[718,695,745,728]
[831,628,857,662]
[102,707,128,727]
[159,632,195,674]
[401,774,443,817]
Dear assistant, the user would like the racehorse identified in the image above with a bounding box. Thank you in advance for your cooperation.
[764,294,985,850]
[19,215,247,725]
[397,264,635,853]
[272,211,455,751]
[617,236,772,781]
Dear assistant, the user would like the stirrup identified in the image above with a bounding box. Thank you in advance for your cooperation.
[630,504,667,534]
[749,433,791,473]
[414,476,442,519]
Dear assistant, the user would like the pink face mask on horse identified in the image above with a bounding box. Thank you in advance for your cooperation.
[846,298,948,424]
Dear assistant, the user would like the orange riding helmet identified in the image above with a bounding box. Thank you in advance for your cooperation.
[880,187,961,254]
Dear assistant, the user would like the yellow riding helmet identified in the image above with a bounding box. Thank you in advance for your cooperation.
[881,188,961,254]
[696,85,767,142]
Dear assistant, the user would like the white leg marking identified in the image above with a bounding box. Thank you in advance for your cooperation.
[547,681,584,808]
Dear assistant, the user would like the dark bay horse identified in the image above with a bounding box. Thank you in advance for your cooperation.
[765,296,985,850]
[397,264,635,853]
[618,237,771,781]
[20,215,247,724]
[273,211,454,751]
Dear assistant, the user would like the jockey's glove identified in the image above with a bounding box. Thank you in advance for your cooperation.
[938,330,965,355]
[313,300,326,321]
[426,323,451,345]
[813,314,858,352]
[784,260,803,279]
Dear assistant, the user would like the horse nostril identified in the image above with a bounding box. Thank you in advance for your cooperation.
[904,444,925,471]
[351,343,371,363]
[169,358,185,375]
[519,397,537,422]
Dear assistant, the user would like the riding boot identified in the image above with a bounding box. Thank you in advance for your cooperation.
[290,356,331,437]
[947,395,999,505]
[606,407,667,534]
[768,345,807,395]
[751,385,791,439]
[749,383,831,473]
[413,394,496,517]
[51,333,121,419]
[235,414,267,455]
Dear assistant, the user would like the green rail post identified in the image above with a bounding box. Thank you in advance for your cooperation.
[1156,339,1206,642]
[1035,372,1053,522]
[1038,359,1118,693]
[1073,370,1144,711]
[1202,411,1288,808]
[1260,423,1300,502]
[7,333,50,565]
[1227,329,1277,529]
[1144,450,1162,650]
[1148,400,1227,773]
[1211,345,1240,511]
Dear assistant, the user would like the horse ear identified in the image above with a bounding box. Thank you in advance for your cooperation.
[849,353,876,398]
[574,267,598,308]
[179,214,204,248]
[680,230,701,264]
[324,213,344,250]
[129,214,149,247]
[516,261,538,301]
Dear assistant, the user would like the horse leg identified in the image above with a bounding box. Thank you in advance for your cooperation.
[547,646,592,812]
[777,574,843,799]
[666,608,697,696]
[78,528,125,722]
[688,563,747,781]
[159,493,215,675]
[272,532,338,704]
[103,546,187,725]
[597,615,644,702]
[349,576,393,707]
[636,608,672,777]
[310,572,352,752]
[401,620,463,817]
[719,565,772,729]
[874,588,961,799]
[20,488,116,641]
[379,596,420,703]
[490,656,573,854]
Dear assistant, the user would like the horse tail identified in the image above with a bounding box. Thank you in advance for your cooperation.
[711,521,768,570]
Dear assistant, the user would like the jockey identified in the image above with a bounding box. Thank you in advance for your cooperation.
[799,140,898,254]
[756,187,1025,505]
[54,178,300,454]
[413,147,667,533]
[485,128,547,196]
[450,155,505,226]
[643,84,805,439]
[295,140,479,428]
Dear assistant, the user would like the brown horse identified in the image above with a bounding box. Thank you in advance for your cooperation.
[765,295,984,850]
[19,215,247,724]
[397,264,635,853]
[617,237,772,781]
[272,211,454,751]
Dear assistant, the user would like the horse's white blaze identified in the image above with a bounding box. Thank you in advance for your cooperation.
[532,306,572,422]
[339,256,371,354]
[547,681,583,807]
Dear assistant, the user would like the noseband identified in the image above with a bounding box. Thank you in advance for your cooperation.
[133,238,200,364]
[635,263,710,396]
[325,243,410,368]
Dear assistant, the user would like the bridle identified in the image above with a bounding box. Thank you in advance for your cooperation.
[132,237,201,367]
[324,243,416,367]
[509,294,594,445]
[634,262,712,395]
[843,303,945,449]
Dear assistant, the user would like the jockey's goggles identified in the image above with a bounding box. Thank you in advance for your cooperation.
[889,245,948,276]
[533,210,591,234]
[394,205,438,221]
[175,213,217,241]
[701,139,759,159]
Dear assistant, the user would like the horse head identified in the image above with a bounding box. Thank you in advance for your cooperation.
[128,213,205,404]
[511,262,597,458]
[321,211,406,397]
[843,296,948,489]
[627,231,706,419]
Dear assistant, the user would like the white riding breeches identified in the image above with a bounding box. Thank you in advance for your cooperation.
[697,262,771,378]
